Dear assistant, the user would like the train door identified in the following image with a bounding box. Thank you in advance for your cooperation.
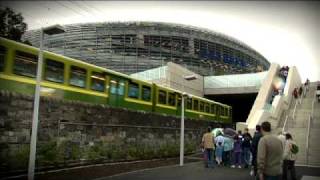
[108,77,125,107]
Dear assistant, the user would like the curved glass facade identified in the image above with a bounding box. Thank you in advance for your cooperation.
[22,22,270,76]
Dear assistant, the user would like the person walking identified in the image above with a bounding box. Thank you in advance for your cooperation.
[257,121,284,180]
[215,131,224,166]
[201,127,215,168]
[231,134,242,168]
[282,133,298,180]
[242,128,252,168]
[251,125,263,178]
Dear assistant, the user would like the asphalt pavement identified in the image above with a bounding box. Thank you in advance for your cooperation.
[97,162,320,180]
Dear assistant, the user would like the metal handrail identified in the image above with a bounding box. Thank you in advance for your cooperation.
[282,115,289,132]
[306,114,311,165]
[292,99,299,120]
[306,87,317,166]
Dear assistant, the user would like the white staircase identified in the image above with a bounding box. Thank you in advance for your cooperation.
[283,82,319,166]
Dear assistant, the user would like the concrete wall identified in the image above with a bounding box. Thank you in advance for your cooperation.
[0,91,223,174]
[245,63,280,127]
[167,62,204,97]
[237,64,302,133]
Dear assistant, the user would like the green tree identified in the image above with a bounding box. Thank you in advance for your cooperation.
[0,7,27,42]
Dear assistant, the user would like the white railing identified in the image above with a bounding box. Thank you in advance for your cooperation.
[306,87,317,166]
[292,99,299,120]
[306,114,311,165]
[282,115,289,132]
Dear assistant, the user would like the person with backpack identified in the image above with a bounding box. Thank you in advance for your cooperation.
[282,133,298,180]
[242,128,252,168]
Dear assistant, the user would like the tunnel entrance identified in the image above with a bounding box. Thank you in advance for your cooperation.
[205,93,257,124]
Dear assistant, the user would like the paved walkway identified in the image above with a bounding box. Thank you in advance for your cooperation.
[97,162,320,180]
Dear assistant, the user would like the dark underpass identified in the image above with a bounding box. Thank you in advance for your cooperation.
[205,93,257,124]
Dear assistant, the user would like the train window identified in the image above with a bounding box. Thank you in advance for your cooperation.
[158,90,166,104]
[142,85,151,101]
[91,72,105,92]
[0,46,6,72]
[211,104,215,114]
[177,94,182,107]
[44,59,64,83]
[186,98,192,109]
[69,66,87,88]
[110,79,118,94]
[14,51,38,77]
[193,99,199,111]
[205,103,210,113]
[128,81,139,99]
[118,80,125,95]
[200,101,204,112]
[168,92,176,106]
[216,106,220,115]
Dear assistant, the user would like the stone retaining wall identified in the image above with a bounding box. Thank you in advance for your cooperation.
[0,91,226,174]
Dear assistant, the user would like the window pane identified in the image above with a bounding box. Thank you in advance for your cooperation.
[118,81,125,95]
[205,103,210,113]
[91,72,105,92]
[168,92,176,106]
[14,51,38,77]
[193,100,199,111]
[45,59,64,83]
[211,104,215,114]
[187,98,192,109]
[200,101,204,112]
[70,66,86,88]
[0,46,6,72]
[142,85,151,101]
[110,79,118,94]
[177,94,181,107]
[128,81,139,99]
[158,90,166,104]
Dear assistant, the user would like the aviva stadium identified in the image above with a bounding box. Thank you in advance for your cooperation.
[23,21,270,75]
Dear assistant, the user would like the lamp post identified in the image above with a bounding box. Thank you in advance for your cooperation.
[179,75,196,166]
[28,24,65,180]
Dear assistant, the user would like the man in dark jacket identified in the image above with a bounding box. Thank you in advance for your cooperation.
[242,128,252,168]
[251,125,262,178]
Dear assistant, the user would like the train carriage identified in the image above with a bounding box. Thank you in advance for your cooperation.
[0,37,232,123]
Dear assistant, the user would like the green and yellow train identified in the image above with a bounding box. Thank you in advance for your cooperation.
[0,37,232,123]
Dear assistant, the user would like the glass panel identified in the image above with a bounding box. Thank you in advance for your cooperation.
[45,59,64,83]
[193,99,199,111]
[91,72,105,92]
[205,103,210,113]
[177,94,181,107]
[168,92,176,106]
[110,79,118,94]
[211,104,215,114]
[128,81,139,99]
[200,101,204,112]
[142,85,151,101]
[14,51,38,77]
[186,98,192,109]
[69,66,86,88]
[118,80,125,95]
[0,46,6,72]
[158,90,166,104]
[216,106,220,115]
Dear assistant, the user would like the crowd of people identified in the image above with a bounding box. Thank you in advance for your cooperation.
[201,121,299,180]
[292,78,310,100]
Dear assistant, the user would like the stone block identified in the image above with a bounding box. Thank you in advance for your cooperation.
[8,136,18,143]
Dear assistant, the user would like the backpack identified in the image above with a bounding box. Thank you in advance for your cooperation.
[290,143,299,154]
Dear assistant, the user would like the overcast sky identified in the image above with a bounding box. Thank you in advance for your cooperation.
[1,1,319,81]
